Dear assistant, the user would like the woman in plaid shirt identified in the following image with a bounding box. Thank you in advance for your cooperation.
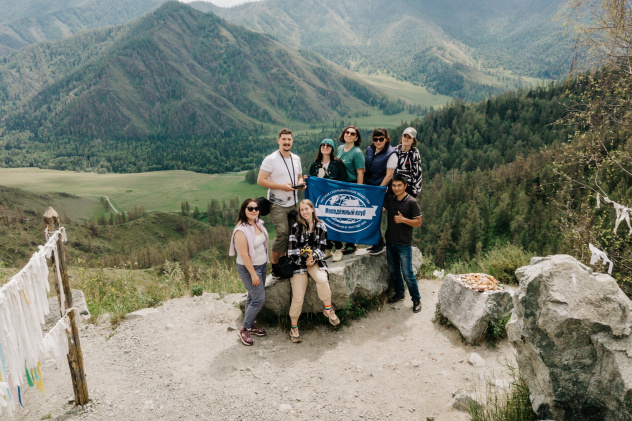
[287,199,340,343]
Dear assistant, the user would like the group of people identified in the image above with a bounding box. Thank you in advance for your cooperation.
[229,126,423,346]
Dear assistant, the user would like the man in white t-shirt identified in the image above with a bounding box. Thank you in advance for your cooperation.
[257,128,304,277]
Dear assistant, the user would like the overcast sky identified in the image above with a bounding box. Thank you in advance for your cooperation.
[179,0,261,7]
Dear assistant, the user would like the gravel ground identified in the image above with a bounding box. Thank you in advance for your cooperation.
[14,278,514,421]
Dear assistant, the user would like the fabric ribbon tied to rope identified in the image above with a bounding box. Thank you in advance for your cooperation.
[597,194,632,235]
[589,243,613,274]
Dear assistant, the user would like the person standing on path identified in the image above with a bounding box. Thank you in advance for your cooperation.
[287,199,340,343]
[229,198,269,346]
[337,125,365,256]
[257,128,305,278]
[383,174,422,313]
[395,127,423,198]
[365,128,397,256]
[307,138,348,261]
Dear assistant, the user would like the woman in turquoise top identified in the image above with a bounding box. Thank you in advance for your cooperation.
[336,125,365,255]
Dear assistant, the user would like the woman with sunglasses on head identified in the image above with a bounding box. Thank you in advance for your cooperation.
[337,125,365,255]
[287,199,340,343]
[395,127,423,198]
[308,138,348,261]
[364,128,397,255]
[229,198,269,346]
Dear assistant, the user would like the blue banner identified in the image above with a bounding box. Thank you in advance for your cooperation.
[305,177,387,245]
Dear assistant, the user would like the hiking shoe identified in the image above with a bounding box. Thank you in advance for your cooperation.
[248,322,266,337]
[367,244,385,255]
[290,327,301,343]
[324,249,333,260]
[238,327,253,346]
[324,309,340,326]
[332,250,343,262]
[387,293,405,304]
[413,300,422,313]
[342,244,357,255]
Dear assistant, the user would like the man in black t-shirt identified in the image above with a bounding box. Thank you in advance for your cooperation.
[382,174,422,312]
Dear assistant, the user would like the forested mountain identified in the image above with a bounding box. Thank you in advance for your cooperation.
[194,0,570,100]
[0,2,398,172]
[0,0,164,56]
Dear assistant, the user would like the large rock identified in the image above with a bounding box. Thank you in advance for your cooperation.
[506,255,632,420]
[45,289,90,326]
[259,247,423,315]
[438,274,513,344]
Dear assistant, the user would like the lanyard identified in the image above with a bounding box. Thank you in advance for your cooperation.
[279,151,297,205]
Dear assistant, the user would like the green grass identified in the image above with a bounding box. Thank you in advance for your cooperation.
[358,72,452,106]
[469,367,537,421]
[0,168,265,213]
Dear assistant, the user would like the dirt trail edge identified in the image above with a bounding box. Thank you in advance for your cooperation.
[17,278,514,421]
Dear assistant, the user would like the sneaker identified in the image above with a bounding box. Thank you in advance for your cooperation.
[368,244,385,255]
[289,327,301,343]
[238,327,253,346]
[387,293,405,304]
[342,244,357,255]
[324,249,333,260]
[413,300,422,313]
[332,250,343,262]
[248,322,266,337]
[324,309,340,326]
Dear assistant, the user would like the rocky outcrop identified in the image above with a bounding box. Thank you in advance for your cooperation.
[437,275,514,344]
[507,255,632,420]
[258,247,423,315]
[45,289,90,326]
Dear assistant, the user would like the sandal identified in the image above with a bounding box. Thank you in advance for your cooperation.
[324,309,340,326]
[289,327,301,343]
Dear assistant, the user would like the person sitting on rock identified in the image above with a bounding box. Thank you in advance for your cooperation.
[287,199,340,343]
[383,174,422,313]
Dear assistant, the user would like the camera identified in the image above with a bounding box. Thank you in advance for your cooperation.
[300,246,313,261]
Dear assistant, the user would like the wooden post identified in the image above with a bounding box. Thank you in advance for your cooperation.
[43,207,89,405]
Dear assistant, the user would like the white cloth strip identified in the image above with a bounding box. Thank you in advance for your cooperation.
[599,195,632,236]
[40,314,70,369]
[589,243,614,274]
[0,227,68,416]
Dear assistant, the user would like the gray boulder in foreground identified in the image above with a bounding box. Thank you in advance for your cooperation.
[46,289,90,325]
[258,247,423,316]
[507,254,632,420]
[438,274,513,344]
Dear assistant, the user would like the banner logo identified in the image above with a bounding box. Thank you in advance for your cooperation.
[314,188,378,233]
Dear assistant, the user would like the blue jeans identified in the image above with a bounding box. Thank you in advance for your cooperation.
[236,263,267,329]
[386,243,420,301]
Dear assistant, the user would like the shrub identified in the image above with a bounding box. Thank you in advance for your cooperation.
[191,283,204,296]
[469,366,537,421]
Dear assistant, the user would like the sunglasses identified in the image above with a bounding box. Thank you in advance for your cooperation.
[321,144,332,148]
[345,130,357,136]
[373,137,386,143]
[246,206,260,212]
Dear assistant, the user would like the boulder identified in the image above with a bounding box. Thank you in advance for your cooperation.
[437,274,513,344]
[46,289,90,326]
[257,247,423,316]
[506,255,632,420]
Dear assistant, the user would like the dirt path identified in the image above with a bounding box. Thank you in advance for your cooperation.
[16,278,514,421]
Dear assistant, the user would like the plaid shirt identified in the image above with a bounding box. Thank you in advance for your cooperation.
[288,220,328,274]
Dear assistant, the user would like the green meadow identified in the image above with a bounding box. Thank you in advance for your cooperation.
[0,168,265,213]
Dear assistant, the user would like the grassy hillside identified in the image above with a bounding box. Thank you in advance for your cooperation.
[0,169,264,212]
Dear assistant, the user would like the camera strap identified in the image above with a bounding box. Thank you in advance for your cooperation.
[279,151,298,206]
